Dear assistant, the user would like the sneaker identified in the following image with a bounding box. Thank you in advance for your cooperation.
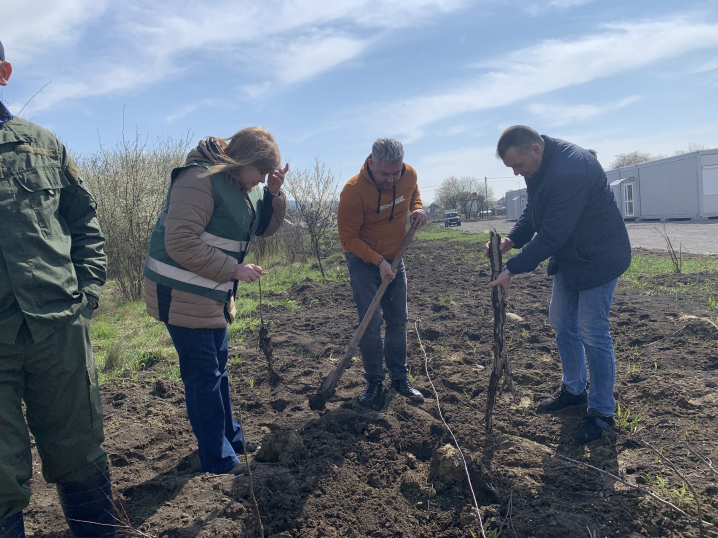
[573,414,615,444]
[358,382,382,407]
[537,383,587,413]
[391,378,424,403]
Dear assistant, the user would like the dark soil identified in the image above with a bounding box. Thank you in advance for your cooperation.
[25,239,718,537]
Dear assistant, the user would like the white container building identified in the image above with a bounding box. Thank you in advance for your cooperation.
[505,188,527,221]
[606,149,718,220]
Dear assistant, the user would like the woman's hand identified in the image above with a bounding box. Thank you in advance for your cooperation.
[234,263,263,283]
[267,163,289,196]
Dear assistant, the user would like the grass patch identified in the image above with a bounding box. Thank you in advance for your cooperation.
[623,254,718,285]
[92,257,347,381]
[416,224,490,244]
[91,294,176,382]
[621,254,718,304]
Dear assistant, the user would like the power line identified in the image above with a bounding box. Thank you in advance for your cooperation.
[420,177,523,191]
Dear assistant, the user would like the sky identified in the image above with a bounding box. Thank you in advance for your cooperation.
[2,0,718,203]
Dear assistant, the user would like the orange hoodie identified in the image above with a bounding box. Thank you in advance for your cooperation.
[337,157,423,265]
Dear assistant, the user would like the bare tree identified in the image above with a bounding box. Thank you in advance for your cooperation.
[673,142,708,156]
[609,150,666,170]
[435,175,462,212]
[283,158,339,278]
[436,176,495,219]
[80,129,193,300]
[455,176,479,218]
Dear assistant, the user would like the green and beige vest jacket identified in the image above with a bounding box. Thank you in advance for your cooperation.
[144,161,262,303]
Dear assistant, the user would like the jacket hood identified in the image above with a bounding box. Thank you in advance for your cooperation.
[186,137,231,165]
[358,156,408,222]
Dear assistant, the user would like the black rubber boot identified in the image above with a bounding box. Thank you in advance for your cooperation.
[56,469,118,537]
[0,511,25,538]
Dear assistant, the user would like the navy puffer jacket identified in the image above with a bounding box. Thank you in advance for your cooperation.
[505,136,631,291]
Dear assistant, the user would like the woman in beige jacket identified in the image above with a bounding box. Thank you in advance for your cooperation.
[144,127,287,474]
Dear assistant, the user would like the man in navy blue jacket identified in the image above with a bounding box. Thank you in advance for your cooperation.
[488,125,631,444]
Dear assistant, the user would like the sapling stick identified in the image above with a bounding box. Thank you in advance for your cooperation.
[485,231,515,431]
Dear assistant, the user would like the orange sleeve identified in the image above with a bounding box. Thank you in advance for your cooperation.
[337,185,382,266]
[410,183,423,212]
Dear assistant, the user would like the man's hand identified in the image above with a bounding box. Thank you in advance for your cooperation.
[488,270,512,294]
[234,263,263,283]
[484,237,515,259]
[379,259,396,281]
[409,210,428,229]
[267,163,289,196]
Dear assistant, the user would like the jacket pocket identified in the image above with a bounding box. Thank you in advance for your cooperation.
[13,167,71,239]
[574,238,591,263]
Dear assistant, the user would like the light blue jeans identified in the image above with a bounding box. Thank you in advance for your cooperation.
[549,270,619,417]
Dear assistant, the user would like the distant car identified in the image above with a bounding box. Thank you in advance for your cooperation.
[444,212,461,227]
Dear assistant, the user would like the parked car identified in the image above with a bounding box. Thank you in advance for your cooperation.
[444,211,461,227]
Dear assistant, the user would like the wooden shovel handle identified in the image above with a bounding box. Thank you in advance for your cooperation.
[312,226,417,400]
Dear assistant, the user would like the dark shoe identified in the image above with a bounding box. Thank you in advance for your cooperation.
[358,382,382,407]
[223,463,247,475]
[0,511,25,538]
[235,441,260,454]
[574,414,615,444]
[391,378,424,403]
[537,383,587,413]
[57,469,118,537]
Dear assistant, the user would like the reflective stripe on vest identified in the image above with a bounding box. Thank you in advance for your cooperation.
[145,255,234,293]
[200,231,250,253]
[158,210,249,253]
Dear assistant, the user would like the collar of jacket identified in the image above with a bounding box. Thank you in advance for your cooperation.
[526,135,557,188]
[0,101,13,124]
[361,157,407,222]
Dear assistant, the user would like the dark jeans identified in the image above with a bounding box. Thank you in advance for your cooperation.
[345,253,409,383]
[165,324,245,473]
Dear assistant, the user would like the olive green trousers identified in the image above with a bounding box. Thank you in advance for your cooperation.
[0,307,107,520]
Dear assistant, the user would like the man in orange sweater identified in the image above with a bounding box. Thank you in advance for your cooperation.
[338,138,427,406]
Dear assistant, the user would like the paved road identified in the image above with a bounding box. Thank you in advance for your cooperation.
[455,219,718,255]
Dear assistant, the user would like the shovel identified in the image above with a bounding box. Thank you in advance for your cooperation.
[308,226,417,410]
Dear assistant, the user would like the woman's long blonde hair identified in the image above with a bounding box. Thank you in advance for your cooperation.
[206,127,281,185]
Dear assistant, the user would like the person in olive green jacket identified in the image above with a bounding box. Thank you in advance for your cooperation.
[0,41,117,538]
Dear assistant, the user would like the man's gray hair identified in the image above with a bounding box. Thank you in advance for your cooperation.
[371,138,404,164]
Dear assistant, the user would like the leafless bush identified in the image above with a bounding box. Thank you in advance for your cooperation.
[80,129,193,300]
[655,225,682,274]
[251,219,309,265]
[276,218,309,263]
[283,158,338,277]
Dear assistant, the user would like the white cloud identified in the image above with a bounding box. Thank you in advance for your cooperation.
[1,0,107,62]
[528,96,639,126]
[692,56,718,73]
[14,0,468,114]
[367,16,718,142]
[164,98,233,123]
[525,0,593,16]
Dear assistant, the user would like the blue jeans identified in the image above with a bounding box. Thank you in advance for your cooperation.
[549,271,619,416]
[345,253,409,383]
[165,324,245,473]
